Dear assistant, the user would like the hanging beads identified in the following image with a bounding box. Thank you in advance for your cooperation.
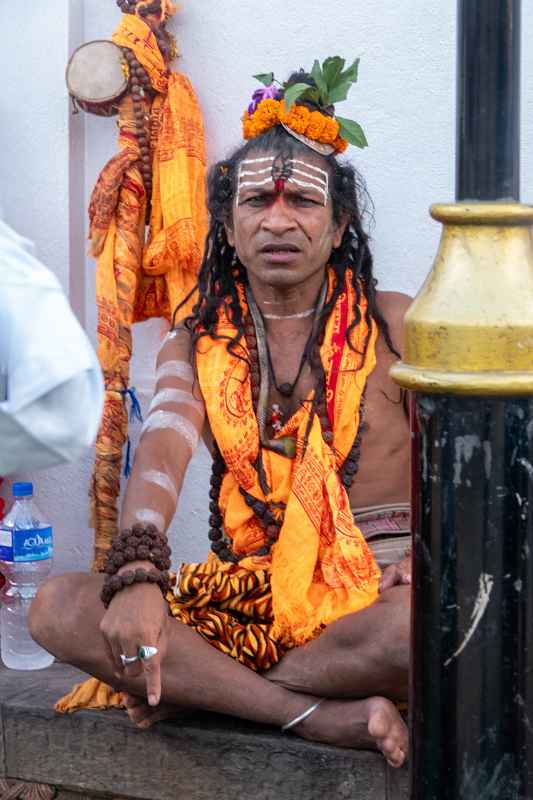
[206,313,368,564]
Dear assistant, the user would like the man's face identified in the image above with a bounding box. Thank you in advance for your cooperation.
[225,148,346,290]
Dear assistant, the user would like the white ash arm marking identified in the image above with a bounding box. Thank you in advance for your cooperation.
[133,509,166,533]
[120,327,206,533]
[141,470,178,505]
[141,410,200,454]
[149,387,204,417]
[155,360,194,383]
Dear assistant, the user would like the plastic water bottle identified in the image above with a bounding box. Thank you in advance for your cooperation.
[0,482,54,670]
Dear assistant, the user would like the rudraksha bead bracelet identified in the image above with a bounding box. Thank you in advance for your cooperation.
[101,567,170,609]
[103,523,171,576]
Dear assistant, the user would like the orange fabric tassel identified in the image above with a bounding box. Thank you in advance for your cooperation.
[55,678,123,713]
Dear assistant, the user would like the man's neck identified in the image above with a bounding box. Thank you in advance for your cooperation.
[247,270,326,324]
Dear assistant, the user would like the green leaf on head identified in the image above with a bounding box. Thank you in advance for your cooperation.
[340,58,360,84]
[327,81,352,104]
[322,57,345,91]
[253,72,275,87]
[311,60,328,104]
[284,82,312,112]
[336,116,368,148]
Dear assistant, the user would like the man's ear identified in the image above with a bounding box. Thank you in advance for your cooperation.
[332,215,349,249]
[224,221,235,248]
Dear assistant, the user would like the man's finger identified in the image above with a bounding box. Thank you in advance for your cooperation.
[142,652,162,707]
[103,635,122,679]
[117,636,142,679]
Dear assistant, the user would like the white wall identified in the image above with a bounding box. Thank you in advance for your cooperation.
[1,1,532,572]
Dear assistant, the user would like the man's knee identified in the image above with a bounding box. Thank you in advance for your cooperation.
[28,573,85,652]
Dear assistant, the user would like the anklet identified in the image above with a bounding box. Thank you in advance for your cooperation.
[281,699,324,732]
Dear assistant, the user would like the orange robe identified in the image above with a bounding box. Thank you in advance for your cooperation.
[56,272,381,713]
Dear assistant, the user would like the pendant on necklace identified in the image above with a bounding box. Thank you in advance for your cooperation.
[278,383,294,398]
[270,403,284,433]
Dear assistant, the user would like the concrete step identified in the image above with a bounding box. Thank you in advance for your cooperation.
[0,663,408,800]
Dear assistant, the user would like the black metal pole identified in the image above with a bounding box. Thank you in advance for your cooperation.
[407,2,532,799]
[410,398,533,799]
[456,0,521,201]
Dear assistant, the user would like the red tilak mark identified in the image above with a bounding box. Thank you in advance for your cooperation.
[275,178,285,194]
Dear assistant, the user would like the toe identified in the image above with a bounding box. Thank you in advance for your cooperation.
[367,707,391,740]
[386,746,405,768]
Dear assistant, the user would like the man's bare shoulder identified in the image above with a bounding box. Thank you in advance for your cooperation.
[156,324,193,366]
[375,291,413,354]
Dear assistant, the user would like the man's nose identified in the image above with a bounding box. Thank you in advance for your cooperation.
[261,196,296,233]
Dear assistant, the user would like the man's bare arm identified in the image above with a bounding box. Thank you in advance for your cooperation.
[120,327,206,533]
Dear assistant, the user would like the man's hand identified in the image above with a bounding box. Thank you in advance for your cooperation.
[379,553,412,593]
[99,578,169,707]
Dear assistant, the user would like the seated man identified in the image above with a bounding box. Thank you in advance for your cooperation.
[29,63,412,768]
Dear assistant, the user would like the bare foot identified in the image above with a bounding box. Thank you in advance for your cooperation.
[122,692,183,730]
[294,696,407,767]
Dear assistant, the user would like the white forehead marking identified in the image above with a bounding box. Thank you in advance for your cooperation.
[290,159,329,206]
[155,360,194,384]
[134,509,165,532]
[239,167,273,177]
[236,157,274,205]
[142,470,178,504]
[292,159,329,179]
[236,156,329,206]
[149,388,204,416]
[141,410,199,454]
[241,156,276,164]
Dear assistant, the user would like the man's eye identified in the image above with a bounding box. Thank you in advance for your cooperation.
[245,195,267,205]
[294,196,319,206]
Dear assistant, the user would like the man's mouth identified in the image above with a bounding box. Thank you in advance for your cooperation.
[259,243,301,257]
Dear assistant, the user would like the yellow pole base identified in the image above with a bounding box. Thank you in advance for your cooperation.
[391,203,533,395]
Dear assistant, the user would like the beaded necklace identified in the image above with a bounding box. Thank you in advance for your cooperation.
[207,285,368,564]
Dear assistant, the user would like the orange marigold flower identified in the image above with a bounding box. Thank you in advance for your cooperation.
[321,117,341,145]
[333,136,349,154]
[242,112,255,140]
[305,111,328,142]
[253,98,282,133]
[282,101,311,135]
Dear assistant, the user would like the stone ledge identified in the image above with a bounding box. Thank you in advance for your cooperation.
[0,664,407,800]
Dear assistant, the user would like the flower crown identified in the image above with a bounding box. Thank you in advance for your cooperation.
[242,57,368,155]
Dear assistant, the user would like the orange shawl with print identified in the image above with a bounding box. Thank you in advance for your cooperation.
[196,273,381,647]
[89,14,207,569]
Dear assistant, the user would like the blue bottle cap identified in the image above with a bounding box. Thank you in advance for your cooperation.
[12,482,33,498]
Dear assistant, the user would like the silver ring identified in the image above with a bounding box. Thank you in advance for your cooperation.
[138,645,158,661]
[120,653,140,667]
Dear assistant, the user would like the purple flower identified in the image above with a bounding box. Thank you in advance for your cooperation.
[248,84,281,115]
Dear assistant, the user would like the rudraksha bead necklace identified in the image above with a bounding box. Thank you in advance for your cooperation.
[207,298,368,564]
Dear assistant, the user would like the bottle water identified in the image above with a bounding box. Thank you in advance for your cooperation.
[0,482,54,669]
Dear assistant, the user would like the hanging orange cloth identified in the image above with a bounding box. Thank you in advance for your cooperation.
[111,14,208,313]
[88,13,207,570]
[194,271,381,647]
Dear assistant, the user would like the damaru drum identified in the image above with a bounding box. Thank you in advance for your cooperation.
[66,40,129,116]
